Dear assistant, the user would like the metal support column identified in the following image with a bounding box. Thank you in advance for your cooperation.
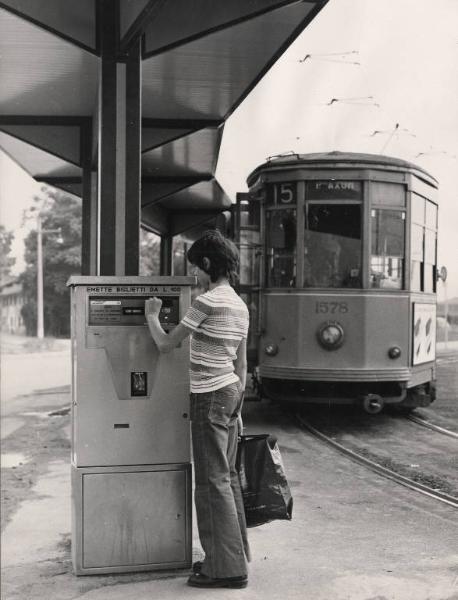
[97,0,117,275]
[81,118,96,275]
[97,2,142,276]
[160,235,173,275]
[124,39,142,275]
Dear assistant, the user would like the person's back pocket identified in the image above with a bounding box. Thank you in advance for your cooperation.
[209,383,239,426]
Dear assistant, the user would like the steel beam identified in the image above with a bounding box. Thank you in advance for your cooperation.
[124,38,142,275]
[80,119,95,275]
[97,0,117,274]
[96,0,142,276]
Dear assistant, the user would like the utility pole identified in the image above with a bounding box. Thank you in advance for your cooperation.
[34,208,63,339]
[36,213,44,339]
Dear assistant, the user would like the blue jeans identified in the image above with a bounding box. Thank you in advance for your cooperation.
[190,380,250,579]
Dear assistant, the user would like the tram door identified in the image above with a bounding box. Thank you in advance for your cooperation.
[233,193,261,370]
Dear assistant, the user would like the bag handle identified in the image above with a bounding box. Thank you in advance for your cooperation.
[239,434,278,447]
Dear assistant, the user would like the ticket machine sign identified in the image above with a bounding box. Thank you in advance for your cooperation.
[88,296,179,329]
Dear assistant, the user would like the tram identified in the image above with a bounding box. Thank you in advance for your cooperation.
[232,152,443,413]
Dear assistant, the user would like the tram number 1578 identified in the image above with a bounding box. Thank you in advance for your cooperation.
[315,301,349,314]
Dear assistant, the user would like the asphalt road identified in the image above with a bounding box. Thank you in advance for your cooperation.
[1,349,71,440]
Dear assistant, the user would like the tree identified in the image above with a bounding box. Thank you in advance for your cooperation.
[139,228,161,275]
[20,188,82,337]
[0,225,16,282]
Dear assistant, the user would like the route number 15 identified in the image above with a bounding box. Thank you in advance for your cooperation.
[272,182,296,204]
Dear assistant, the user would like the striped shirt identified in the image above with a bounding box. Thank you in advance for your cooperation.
[181,285,249,393]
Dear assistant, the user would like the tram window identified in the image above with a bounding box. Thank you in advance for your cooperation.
[410,196,437,293]
[266,209,296,287]
[425,201,438,229]
[239,230,261,286]
[410,224,423,291]
[424,229,437,293]
[240,202,260,229]
[370,209,405,289]
[371,182,405,207]
[304,203,361,288]
[411,194,425,224]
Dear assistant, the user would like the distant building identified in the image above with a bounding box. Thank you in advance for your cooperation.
[0,276,25,334]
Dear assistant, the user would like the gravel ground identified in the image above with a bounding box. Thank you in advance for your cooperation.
[294,356,458,500]
[417,353,458,429]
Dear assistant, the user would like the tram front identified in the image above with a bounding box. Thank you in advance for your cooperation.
[237,152,440,413]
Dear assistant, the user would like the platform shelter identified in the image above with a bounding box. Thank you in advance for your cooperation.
[0,0,328,275]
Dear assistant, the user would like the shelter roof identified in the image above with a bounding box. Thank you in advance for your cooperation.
[0,0,328,233]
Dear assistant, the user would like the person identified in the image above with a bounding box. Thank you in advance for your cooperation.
[145,230,250,590]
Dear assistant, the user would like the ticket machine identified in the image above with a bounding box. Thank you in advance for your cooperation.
[67,276,195,575]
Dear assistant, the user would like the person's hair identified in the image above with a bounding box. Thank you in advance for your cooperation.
[187,229,240,285]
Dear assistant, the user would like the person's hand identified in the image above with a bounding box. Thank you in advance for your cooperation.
[145,297,162,317]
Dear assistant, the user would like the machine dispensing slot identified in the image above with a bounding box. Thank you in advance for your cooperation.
[131,371,147,396]
[114,424,130,429]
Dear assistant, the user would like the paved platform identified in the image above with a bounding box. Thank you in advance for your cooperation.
[2,405,458,600]
[1,342,457,600]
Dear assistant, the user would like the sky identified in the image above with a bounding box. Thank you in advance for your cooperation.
[216,0,458,301]
[1,0,457,300]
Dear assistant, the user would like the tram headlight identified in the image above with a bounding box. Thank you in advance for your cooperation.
[316,321,344,350]
[388,346,402,359]
[264,343,279,356]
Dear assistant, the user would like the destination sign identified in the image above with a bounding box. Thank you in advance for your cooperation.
[307,181,362,200]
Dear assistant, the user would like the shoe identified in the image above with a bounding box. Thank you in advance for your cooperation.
[192,560,203,573]
[187,573,248,589]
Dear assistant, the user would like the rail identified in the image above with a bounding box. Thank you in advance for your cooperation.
[295,413,458,509]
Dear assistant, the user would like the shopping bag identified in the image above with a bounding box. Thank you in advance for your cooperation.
[236,433,293,527]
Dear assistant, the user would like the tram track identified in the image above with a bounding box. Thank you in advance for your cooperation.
[295,412,458,509]
[405,413,458,439]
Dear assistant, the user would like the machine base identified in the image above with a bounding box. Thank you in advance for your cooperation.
[71,463,192,575]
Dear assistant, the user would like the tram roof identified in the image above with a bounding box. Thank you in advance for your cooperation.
[0,1,328,236]
[247,151,439,188]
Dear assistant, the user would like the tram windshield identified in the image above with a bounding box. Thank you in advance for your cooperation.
[304,203,362,288]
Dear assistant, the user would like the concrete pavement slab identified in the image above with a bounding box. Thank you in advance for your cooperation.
[2,410,457,600]
[2,460,70,569]
[2,343,457,599]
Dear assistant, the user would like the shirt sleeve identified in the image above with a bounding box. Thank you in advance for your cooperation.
[242,309,250,339]
[180,295,210,332]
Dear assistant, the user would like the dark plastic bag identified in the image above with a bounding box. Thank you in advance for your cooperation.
[236,433,293,527]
